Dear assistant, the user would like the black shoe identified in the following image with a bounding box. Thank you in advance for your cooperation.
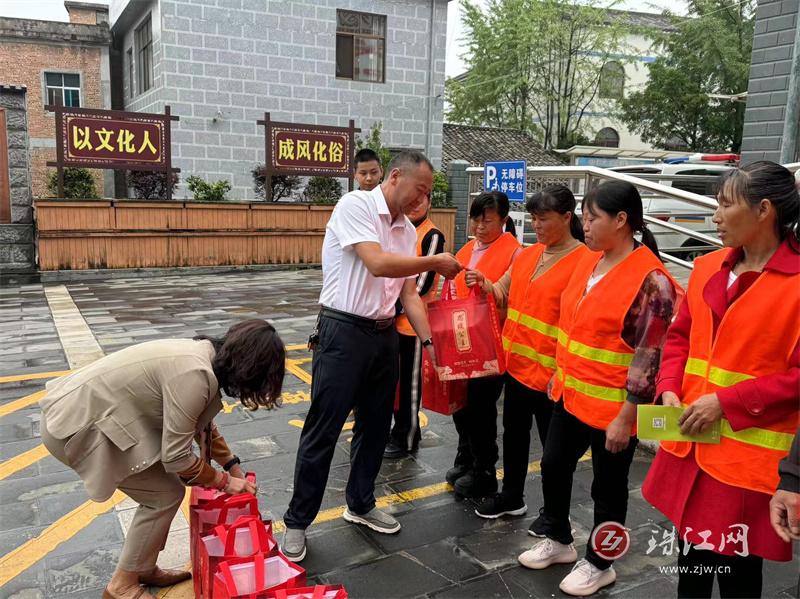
[445,463,470,485]
[384,441,409,459]
[453,470,497,499]
[475,493,527,519]
[528,507,547,537]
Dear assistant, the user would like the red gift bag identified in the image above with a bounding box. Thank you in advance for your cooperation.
[264,585,348,599]
[212,552,306,599]
[421,351,467,415]
[195,516,277,599]
[190,485,260,566]
[427,284,505,380]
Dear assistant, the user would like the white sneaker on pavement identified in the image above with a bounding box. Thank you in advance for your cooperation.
[517,538,578,570]
[558,558,616,596]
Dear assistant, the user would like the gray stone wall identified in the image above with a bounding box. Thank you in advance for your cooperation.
[740,0,799,164]
[0,86,35,272]
[113,0,447,199]
[446,160,469,251]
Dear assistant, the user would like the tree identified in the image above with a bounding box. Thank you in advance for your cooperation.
[251,165,301,201]
[46,168,99,199]
[446,0,629,149]
[303,177,343,204]
[355,122,393,172]
[618,0,755,152]
[126,171,179,200]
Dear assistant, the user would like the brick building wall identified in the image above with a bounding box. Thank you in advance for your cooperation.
[0,14,111,198]
[111,0,447,200]
[740,0,799,164]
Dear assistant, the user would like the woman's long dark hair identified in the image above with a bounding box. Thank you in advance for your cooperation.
[471,191,517,238]
[196,319,285,410]
[582,180,661,260]
[526,184,585,242]
[716,161,800,249]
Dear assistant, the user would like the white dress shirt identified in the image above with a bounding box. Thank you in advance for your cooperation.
[319,185,417,320]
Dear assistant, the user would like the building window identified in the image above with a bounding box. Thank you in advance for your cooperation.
[135,15,153,93]
[599,61,625,100]
[336,10,386,83]
[126,47,134,97]
[45,72,81,107]
[594,127,620,148]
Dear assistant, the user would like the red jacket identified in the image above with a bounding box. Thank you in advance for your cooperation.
[643,239,800,562]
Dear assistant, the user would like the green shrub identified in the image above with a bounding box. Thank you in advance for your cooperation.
[186,176,231,202]
[303,176,343,204]
[126,170,179,200]
[430,170,451,207]
[46,167,98,199]
[251,165,301,201]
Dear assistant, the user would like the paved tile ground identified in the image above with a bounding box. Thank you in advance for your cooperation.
[0,268,797,599]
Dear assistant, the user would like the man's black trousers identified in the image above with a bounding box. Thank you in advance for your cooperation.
[283,313,399,530]
[390,333,423,451]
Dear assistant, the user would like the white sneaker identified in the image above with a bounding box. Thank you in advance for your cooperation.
[558,558,616,596]
[517,538,578,570]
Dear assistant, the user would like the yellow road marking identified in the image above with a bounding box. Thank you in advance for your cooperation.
[0,444,50,481]
[0,490,128,587]
[285,344,308,351]
[0,370,71,384]
[285,358,312,385]
[0,390,47,418]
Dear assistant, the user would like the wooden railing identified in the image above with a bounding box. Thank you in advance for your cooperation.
[34,199,457,271]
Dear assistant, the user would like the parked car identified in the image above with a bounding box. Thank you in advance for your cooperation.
[608,155,737,260]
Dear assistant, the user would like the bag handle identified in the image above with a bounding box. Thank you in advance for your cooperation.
[217,562,238,594]
[217,515,266,554]
[218,494,256,522]
[441,280,455,301]
[253,551,265,591]
[312,586,327,599]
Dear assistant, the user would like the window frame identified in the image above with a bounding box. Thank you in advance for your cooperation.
[594,127,620,148]
[126,47,135,98]
[599,61,625,100]
[335,9,387,84]
[135,14,154,94]
[43,71,82,108]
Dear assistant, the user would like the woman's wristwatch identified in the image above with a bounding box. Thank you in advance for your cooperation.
[422,338,433,348]
[223,456,241,472]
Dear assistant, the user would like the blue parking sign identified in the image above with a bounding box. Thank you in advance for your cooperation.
[484,160,527,201]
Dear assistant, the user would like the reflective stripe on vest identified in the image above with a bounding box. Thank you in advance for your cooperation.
[559,338,634,367]
[557,368,626,402]
[503,337,558,369]
[683,357,755,387]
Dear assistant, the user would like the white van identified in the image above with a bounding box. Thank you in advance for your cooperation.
[608,159,733,260]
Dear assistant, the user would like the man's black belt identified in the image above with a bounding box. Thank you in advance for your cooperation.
[320,306,396,330]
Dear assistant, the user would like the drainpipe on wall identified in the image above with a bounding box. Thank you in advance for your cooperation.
[780,19,800,163]
[424,0,436,162]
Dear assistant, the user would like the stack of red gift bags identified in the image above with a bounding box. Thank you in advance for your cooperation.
[189,472,348,598]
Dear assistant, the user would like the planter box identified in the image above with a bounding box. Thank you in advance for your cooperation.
[33,199,456,271]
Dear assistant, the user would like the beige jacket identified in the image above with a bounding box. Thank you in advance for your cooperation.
[40,339,223,501]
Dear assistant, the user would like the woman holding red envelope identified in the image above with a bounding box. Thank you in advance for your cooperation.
[38,319,285,599]
[642,161,800,599]
[465,185,590,520]
[517,181,681,596]
[445,191,521,498]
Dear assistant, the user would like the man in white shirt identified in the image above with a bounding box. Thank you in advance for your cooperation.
[282,151,462,562]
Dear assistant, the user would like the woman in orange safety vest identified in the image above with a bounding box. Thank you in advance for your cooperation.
[642,161,800,599]
[464,185,591,521]
[518,180,682,597]
[445,191,521,498]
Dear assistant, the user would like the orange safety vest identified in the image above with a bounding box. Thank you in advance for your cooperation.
[396,218,442,336]
[451,232,520,299]
[551,246,679,430]
[502,243,591,392]
[660,249,799,495]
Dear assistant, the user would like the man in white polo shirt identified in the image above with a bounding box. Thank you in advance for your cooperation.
[282,151,461,562]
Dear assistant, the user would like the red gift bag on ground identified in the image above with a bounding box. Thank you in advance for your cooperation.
[264,585,348,599]
[427,284,505,380]
[421,351,467,415]
[195,515,277,599]
[212,553,306,599]
[190,481,260,566]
